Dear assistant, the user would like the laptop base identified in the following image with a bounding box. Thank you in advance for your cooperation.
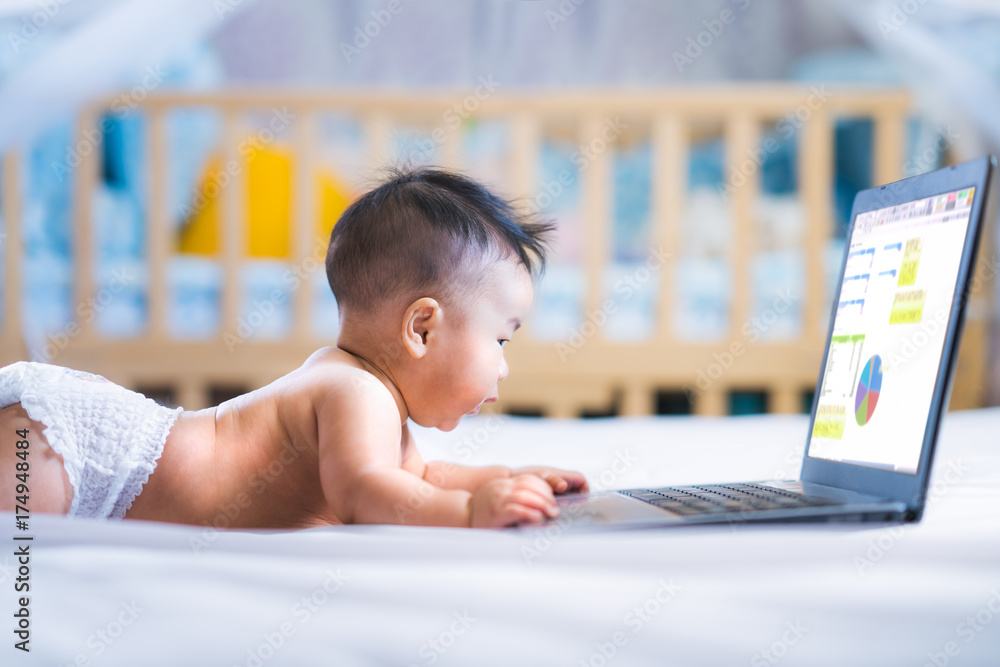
[541,480,908,531]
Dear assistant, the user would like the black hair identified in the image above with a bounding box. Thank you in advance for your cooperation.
[326,166,554,317]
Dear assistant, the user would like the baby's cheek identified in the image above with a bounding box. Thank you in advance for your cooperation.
[461,376,488,400]
[457,376,490,404]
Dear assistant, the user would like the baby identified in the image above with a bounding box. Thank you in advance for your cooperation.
[0,167,588,529]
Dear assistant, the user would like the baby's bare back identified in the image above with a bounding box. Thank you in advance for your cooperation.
[127,348,361,528]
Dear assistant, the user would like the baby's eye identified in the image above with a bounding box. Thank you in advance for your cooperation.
[498,339,508,347]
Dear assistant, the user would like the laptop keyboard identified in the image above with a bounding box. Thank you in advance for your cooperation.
[619,483,833,516]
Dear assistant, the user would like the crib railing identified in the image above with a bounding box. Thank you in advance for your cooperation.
[1,86,993,415]
[2,153,27,365]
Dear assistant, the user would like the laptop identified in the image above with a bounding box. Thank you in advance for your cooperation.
[544,155,997,530]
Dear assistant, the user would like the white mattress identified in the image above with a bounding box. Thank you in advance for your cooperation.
[5,408,1000,666]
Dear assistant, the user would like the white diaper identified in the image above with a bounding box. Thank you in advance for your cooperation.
[0,361,181,519]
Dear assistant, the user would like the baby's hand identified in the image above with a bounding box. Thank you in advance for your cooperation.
[469,475,559,528]
[511,466,589,495]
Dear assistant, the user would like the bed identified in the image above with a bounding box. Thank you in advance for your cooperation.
[7,407,1000,665]
[2,86,995,418]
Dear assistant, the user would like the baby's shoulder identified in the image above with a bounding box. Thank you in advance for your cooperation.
[297,347,398,413]
[299,346,361,374]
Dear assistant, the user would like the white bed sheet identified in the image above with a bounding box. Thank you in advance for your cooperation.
[3,408,1000,666]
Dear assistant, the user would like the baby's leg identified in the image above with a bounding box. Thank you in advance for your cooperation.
[0,403,73,515]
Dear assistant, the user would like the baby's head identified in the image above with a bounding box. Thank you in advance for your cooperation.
[326,167,553,430]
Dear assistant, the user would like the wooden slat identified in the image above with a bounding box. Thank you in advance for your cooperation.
[440,124,462,170]
[544,402,577,419]
[53,338,823,386]
[950,318,986,410]
[508,114,540,213]
[694,390,727,417]
[873,110,904,186]
[292,108,316,341]
[221,109,243,338]
[496,375,613,419]
[506,339,821,382]
[176,380,209,411]
[508,114,540,340]
[73,107,101,344]
[770,385,801,415]
[363,112,391,172]
[725,114,759,342]
[146,108,168,341]
[799,106,833,344]
[129,87,911,119]
[652,115,686,344]
[620,382,654,417]
[950,212,997,409]
[1,152,24,360]
[580,116,613,321]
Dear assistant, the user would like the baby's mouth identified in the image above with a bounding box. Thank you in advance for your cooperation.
[469,397,498,415]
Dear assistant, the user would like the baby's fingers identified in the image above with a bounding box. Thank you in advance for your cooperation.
[536,471,569,493]
[499,504,546,527]
[507,488,559,519]
[537,469,588,494]
[561,470,589,493]
[512,473,558,502]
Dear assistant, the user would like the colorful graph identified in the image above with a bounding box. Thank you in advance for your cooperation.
[854,355,883,426]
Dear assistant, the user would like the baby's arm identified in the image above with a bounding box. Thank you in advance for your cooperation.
[401,425,589,495]
[400,427,509,491]
[316,376,558,527]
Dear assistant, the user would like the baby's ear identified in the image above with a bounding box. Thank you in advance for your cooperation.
[401,297,440,359]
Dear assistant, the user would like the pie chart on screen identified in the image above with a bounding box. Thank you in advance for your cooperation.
[855,355,882,426]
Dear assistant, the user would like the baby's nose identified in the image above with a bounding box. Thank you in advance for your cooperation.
[498,356,509,381]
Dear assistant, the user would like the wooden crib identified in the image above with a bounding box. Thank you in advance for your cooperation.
[1,86,993,416]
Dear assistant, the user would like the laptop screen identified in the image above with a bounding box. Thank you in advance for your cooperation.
[807,185,977,474]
